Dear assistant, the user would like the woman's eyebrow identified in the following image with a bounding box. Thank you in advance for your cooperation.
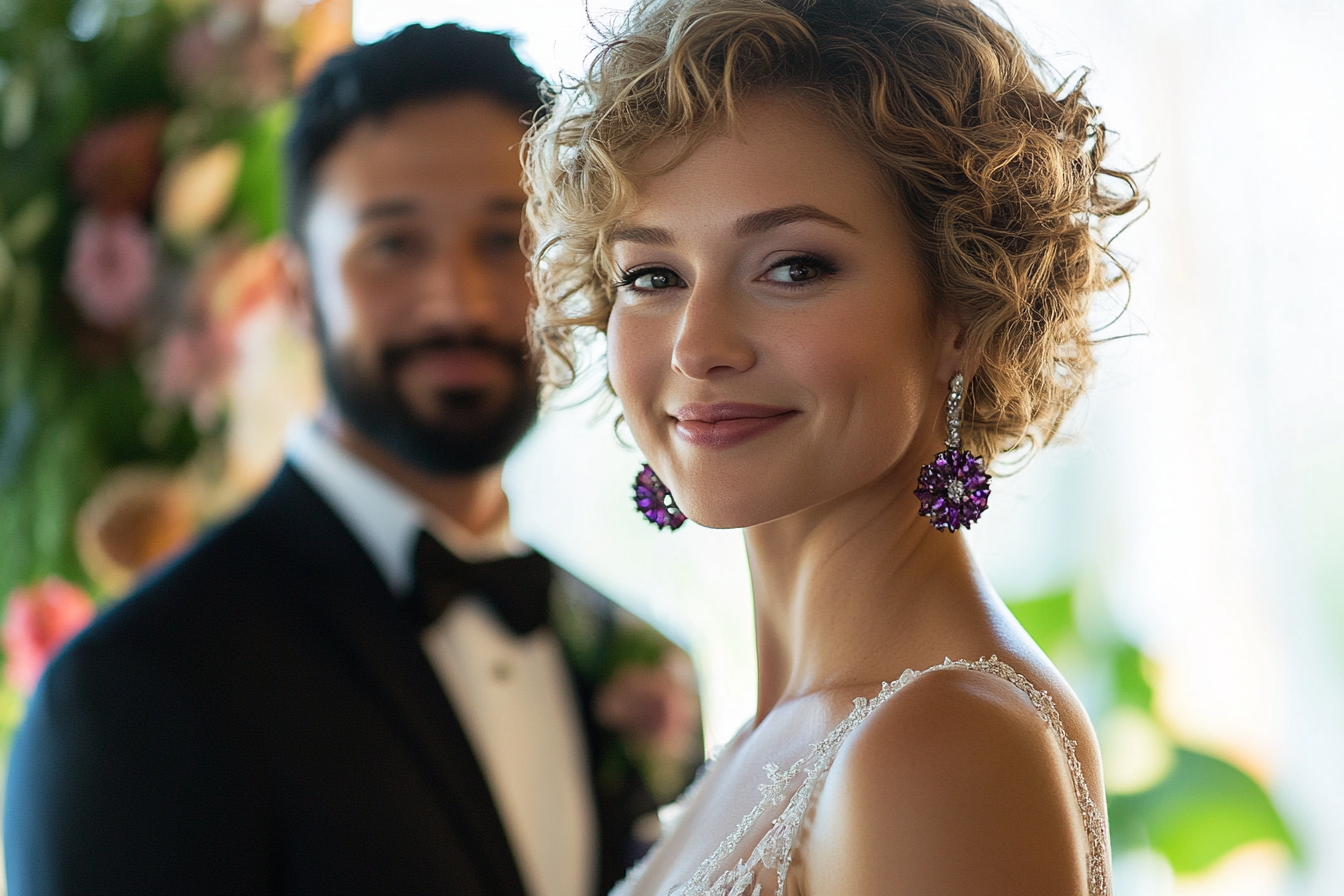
[735,204,858,236]
[611,204,857,246]
[612,205,858,246]
[611,225,675,246]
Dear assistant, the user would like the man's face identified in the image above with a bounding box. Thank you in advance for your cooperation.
[302,94,537,474]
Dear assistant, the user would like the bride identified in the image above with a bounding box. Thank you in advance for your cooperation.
[525,0,1141,892]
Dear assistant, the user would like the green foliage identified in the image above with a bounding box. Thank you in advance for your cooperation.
[1009,589,1076,653]
[232,100,293,239]
[1007,589,1299,876]
[0,0,294,605]
[1109,748,1300,874]
[0,0,190,601]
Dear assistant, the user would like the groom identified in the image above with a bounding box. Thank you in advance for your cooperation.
[5,24,700,896]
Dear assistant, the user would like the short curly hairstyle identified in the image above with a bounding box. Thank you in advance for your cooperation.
[524,0,1142,466]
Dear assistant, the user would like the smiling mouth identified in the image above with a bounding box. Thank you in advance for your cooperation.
[670,402,798,449]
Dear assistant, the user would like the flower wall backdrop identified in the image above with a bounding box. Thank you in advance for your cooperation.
[0,0,348,735]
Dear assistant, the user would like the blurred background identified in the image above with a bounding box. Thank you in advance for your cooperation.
[0,0,1339,893]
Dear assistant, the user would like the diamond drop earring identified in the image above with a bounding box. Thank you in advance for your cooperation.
[633,464,687,530]
[914,372,991,531]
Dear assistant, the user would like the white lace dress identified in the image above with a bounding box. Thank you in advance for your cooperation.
[612,656,1108,896]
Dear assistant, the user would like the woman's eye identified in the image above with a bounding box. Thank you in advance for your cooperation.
[620,268,685,290]
[763,256,831,283]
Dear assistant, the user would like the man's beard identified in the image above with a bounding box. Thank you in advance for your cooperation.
[320,330,540,476]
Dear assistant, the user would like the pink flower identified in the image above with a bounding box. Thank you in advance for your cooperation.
[240,32,288,106]
[595,654,701,758]
[153,325,235,426]
[3,578,96,694]
[595,653,702,802]
[64,210,156,329]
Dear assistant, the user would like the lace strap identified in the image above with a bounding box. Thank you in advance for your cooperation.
[936,657,1109,896]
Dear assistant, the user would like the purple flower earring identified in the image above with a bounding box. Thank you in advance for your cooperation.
[914,372,991,531]
[634,464,687,530]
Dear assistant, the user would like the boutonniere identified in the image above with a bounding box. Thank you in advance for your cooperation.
[549,580,702,804]
[593,633,701,803]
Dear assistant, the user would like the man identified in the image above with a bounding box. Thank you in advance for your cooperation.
[5,24,700,896]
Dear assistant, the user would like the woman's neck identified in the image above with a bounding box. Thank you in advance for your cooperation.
[744,457,992,723]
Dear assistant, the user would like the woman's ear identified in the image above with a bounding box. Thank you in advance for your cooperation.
[935,322,976,385]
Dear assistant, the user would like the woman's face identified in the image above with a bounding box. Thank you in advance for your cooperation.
[608,96,960,529]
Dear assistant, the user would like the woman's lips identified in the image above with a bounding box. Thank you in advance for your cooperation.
[671,403,798,449]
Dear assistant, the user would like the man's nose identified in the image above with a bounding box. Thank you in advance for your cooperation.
[417,242,497,326]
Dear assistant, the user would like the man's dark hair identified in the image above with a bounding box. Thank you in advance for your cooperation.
[285,23,545,240]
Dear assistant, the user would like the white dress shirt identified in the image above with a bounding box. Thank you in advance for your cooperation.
[285,421,598,896]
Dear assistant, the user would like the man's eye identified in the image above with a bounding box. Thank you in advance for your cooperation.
[619,268,685,290]
[763,255,834,283]
[370,233,420,256]
[480,230,521,254]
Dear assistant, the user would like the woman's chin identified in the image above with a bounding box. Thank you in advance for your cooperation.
[676,492,801,531]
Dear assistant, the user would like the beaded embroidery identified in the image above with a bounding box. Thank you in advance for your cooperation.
[613,656,1108,896]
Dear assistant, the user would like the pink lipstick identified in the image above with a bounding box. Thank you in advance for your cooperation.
[671,402,798,450]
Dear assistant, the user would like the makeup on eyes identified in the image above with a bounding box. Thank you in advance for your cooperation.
[614,266,686,290]
[761,253,838,283]
[614,251,840,292]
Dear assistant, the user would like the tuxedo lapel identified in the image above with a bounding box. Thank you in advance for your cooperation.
[253,466,527,896]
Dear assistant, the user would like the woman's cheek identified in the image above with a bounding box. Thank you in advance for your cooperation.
[606,306,635,403]
[607,307,661,439]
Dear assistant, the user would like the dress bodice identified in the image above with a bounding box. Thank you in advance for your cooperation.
[612,656,1108,896]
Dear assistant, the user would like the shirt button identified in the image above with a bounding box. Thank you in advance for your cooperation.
[491,660,512,681]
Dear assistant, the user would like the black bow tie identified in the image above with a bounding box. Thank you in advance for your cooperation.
[407,531,552,636]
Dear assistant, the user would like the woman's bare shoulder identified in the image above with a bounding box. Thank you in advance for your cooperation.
[798,665,1091,896]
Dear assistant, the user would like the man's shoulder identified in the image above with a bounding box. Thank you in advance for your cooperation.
[86,479,296,629]
[46,509,266,689]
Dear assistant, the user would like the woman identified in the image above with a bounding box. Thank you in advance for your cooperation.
[525,0,1141,892]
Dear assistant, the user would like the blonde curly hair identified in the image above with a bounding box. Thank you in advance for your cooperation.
[524,0,1142,466]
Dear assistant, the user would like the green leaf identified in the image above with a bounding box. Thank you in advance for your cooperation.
[1006,589,1075,654]
[1110,643,1154,712]
[6,192,57,252]
[232,101,293,239]
[1107,748,1299,875]
[2,68,36,148]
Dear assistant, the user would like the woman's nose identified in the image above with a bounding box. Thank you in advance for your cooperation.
[670,287,756,379]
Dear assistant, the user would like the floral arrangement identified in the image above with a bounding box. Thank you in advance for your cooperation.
[0,0,347,732]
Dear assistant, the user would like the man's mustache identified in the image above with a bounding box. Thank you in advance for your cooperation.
[380,331,529,376]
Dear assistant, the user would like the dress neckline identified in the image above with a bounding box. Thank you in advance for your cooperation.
[613,656,1108,896]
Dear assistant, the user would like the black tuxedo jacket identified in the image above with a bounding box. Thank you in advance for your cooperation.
[5,464,689,895]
